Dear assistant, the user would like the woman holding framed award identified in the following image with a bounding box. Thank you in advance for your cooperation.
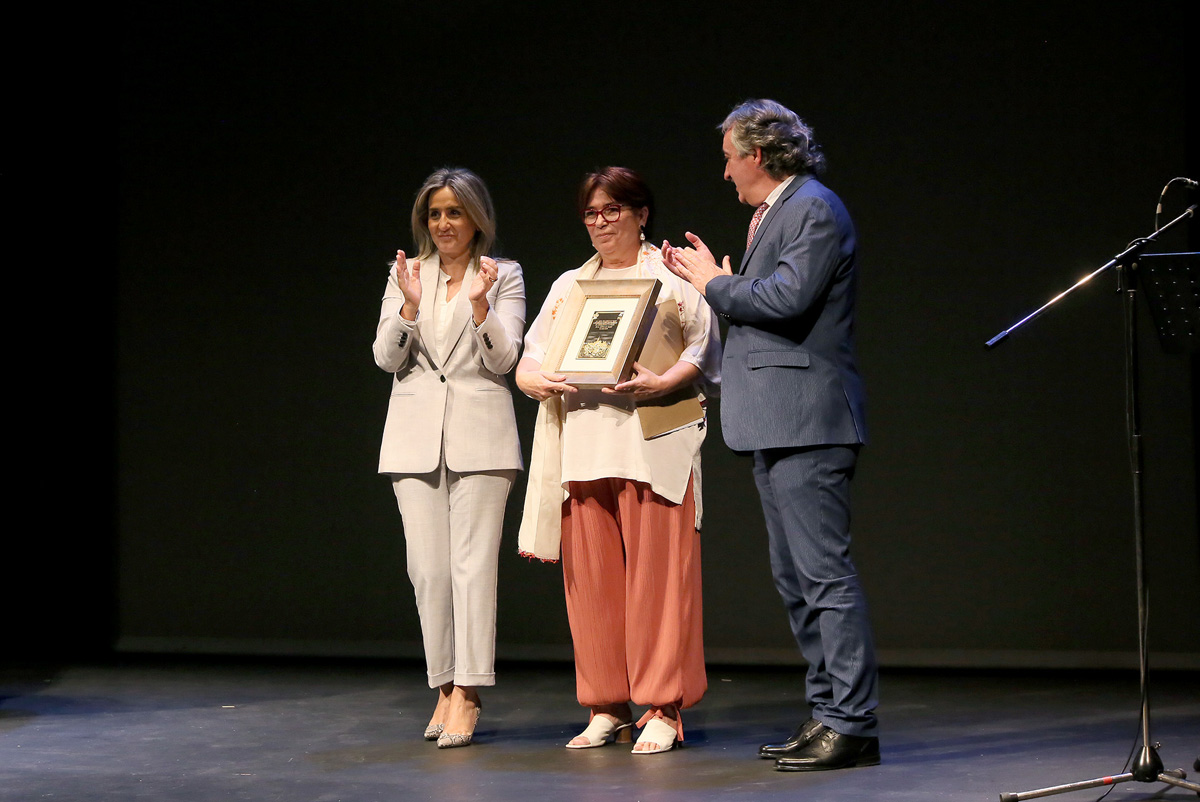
[516,167,721,754]
[373,167,525,748]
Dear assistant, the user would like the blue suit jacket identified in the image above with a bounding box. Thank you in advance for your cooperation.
[705,175,866,452]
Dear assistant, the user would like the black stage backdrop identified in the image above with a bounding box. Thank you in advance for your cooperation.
[80,1,1198,667]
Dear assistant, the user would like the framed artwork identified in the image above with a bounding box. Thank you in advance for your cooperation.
[541,278,662,387]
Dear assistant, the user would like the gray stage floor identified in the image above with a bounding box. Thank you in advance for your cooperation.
[1,658,1197,802]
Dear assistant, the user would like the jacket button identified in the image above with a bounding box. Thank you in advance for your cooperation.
[440,375,446,383]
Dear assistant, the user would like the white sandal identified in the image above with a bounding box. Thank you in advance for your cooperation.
[632,716,678,755]
[565,715,633,749]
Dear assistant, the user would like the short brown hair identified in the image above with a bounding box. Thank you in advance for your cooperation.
[577,166,655,237]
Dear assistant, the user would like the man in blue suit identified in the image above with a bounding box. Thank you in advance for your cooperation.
[664,99,879,772]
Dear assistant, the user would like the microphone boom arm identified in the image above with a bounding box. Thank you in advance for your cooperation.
[985,204,1196,348]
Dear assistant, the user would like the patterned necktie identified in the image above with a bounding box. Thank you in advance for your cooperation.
[746,202,769,249]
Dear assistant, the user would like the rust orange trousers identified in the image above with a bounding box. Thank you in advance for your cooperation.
[561,476,707,721]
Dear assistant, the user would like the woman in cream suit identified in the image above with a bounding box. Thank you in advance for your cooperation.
[373,167,525,748]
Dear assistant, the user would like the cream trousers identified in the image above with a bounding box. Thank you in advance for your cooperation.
[393,464,516,687]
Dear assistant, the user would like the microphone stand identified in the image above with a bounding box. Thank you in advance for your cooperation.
[986,204,1199,802]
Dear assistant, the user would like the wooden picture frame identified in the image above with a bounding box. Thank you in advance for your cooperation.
[542,277,662,387]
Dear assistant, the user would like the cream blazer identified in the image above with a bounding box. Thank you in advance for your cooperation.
[373,254,525,475]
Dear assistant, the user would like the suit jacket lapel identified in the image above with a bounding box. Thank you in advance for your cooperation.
[416,253,442,367]
[738,175,810,274]
[440,260,476,361]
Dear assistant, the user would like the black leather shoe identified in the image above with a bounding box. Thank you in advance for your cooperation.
[774,728,880,771]
[758,718,827,759]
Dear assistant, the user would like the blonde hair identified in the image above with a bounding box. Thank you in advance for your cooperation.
[409,167,497,262]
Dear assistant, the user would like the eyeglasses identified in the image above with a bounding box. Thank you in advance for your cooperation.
[582,203,628,226]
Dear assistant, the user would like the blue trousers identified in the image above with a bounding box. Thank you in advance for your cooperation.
[752,445,879,737]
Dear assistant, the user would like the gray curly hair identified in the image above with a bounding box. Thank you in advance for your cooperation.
[720,99,826,179]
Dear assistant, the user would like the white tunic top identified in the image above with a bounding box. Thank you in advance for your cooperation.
[522,244,722,505]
